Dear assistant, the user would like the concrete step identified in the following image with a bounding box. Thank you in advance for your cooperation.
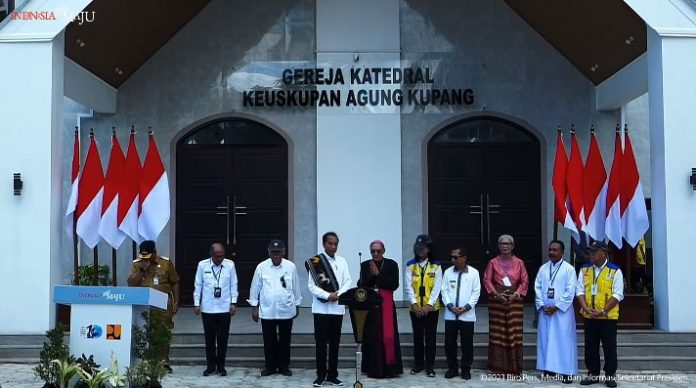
[4,331,696,371]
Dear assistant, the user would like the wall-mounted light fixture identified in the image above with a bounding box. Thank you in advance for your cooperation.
[13,173,22,196]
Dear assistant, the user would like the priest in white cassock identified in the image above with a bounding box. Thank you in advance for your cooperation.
[534,239,577,384]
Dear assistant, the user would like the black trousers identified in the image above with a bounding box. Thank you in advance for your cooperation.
[201,312,231,370]
[409,310,439,368]
[313,313,343,379]
[261,318,293,371]
[444,320,474,371]
[584,318,618,376]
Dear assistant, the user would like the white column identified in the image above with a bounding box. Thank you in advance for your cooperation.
[646,28,696,331]
[0,33,65,333]
[316,0,403,297]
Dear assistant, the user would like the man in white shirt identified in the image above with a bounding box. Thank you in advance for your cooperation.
[193,243,238,377]
[440,246,480,380]
[248,239,302,377]
[534,240,577,384]
[308,232,352,387]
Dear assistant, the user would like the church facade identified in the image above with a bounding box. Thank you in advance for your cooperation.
[0,0,693,334]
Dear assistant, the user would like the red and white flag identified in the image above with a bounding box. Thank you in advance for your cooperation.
[566,131,585,243]
[582,131,608,241]
[75,133,104,248]
[64,130,80,240]
[138,133,170,241]
[621,130,649,248]
[118,132,142,243]
[98,133,127,248]
[552,130,577,235]
[605,130,623,248]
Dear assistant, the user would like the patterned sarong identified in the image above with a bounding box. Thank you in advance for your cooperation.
[487,299,524,375]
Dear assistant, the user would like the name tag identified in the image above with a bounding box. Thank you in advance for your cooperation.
[502,276,512,287]
[153,277,159,285]
[547,288,555,299]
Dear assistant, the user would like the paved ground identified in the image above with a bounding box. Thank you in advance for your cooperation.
[1,364,693,388]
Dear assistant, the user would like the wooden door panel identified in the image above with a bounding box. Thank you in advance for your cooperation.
[429,137,541,304]
[176,143,287,306]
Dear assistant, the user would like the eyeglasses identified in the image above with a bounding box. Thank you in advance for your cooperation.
[370,249,383,253]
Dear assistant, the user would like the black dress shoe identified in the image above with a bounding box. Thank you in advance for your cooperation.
[580,376,599,385]
[426,368,436,377]
[203,367,216,376]
[461,369,471,380]
[605,375,617,387]
[444,369,458,379]
[410,365,424,374]
[260,368,276,376]
[218,368,227,376]
[279,368,292,376]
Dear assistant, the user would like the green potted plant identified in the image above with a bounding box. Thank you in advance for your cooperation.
[127,312,171,388]
[51,358,81,388]
[73,264,112,286]
[34,323,70,388]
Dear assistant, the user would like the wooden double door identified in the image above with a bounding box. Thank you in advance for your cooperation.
[428,119,542,303]
[176,142,288,306]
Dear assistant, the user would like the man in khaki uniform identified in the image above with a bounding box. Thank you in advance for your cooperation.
[127,240,180,372]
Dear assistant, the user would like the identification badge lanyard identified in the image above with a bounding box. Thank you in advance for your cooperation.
[591,262,607,307]
[499,257,513,288]
[211,259,223,298]
[547,261,561,299]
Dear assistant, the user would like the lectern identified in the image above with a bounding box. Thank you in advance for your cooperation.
[54,285,167,372]
[339,287,382,388]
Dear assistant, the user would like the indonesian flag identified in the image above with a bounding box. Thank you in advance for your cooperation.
[118,133,141,243]
[620,131,649,248]
[138,133,170,241]
[566,131,585,243]
[75,134,104,248]
[582,132,608,241]
[552,131,577,235]
[98,134,127,248]
[64,130,79,240]
[605,130,623,248]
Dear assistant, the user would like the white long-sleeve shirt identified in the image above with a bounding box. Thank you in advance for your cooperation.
[441,265,480,322]
[193,258,238,313]
[404,259,442,306]
[247,258,302,320]
[307,252,352,315]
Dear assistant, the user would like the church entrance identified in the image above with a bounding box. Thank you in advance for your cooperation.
[427,116,542,303]
[175,119,289,305]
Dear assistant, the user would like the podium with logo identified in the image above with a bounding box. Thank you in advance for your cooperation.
[54,285,167,371]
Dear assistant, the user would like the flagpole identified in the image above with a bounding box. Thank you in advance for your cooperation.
[111,248,117,286]
[624,124,633,291]
[72,127,80,285]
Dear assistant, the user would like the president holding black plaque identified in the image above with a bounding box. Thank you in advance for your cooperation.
[307,232,352,387]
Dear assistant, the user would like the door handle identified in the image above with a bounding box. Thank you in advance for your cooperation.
[232,195,248,245]
[468,194,484,244]
[216,196,231,245]
[486,193,501,243]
